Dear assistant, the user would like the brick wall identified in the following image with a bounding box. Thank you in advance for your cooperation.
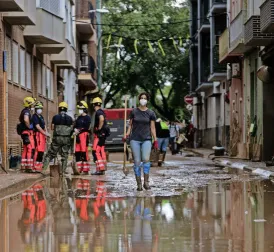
[1,22,59,166]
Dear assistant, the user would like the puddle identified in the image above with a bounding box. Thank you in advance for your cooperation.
[1,178,274,251]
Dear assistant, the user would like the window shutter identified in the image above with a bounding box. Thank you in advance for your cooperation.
[20,48,25,87]
[26,53,32,89]
[51,71,54,99]
[42,65,47,96]
[5,37,12,81]
[37,61,42,94]
[46,68,51,98]
[12,42,19,83]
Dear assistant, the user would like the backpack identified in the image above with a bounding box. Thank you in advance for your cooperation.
[16,123,25,135]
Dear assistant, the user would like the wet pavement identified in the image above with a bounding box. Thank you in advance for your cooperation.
[1,155,274,251]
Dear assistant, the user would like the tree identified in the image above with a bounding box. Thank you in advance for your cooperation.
[101,0,190,120]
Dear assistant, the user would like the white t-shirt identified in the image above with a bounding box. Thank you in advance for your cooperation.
[169,125,180,138]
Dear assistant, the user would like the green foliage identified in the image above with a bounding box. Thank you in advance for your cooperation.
[102,0,190,120]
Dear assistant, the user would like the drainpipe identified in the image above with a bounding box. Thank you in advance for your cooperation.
[96,0,102,90]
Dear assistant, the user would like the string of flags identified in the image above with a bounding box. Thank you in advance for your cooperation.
[104,33,190,56]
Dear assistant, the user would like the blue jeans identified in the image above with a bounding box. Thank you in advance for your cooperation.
[130,140,152,176]
[157,137,169,152]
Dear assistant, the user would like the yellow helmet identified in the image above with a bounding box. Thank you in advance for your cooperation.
[59,102,68,109]
[34,101,43,109]
[77,100,88,109]
[92,97,102,104]
[23,97,36,107]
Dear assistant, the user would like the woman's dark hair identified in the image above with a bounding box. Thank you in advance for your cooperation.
[138,92,150,101]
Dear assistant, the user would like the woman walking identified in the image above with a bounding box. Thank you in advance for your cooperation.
[125,93,158,191]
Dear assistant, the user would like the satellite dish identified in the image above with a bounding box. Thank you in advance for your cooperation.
[257,65,272,83]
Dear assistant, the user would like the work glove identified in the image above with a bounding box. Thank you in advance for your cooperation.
[45,132,51,138]
[122,135,129,143]
[153,140,159,150]
[74,128,80,135]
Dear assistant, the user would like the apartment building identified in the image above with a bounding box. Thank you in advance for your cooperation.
[0,0,98,169]
[218,0,274,160]
[189,0,228,148]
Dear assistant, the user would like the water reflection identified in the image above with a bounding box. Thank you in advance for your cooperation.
[1,179,274,251]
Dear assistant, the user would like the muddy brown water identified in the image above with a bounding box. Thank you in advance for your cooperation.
[1,176,274,252]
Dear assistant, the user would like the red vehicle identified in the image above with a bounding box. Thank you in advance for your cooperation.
[104,108,132,151]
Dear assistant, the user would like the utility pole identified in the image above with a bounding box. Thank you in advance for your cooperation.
[96,0,102,90]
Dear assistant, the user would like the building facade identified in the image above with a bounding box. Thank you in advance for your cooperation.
[0,0,98,169]
[218,0,274,160]
[189,0,229,148]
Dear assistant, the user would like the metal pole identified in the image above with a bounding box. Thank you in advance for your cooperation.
[96,0,102,90]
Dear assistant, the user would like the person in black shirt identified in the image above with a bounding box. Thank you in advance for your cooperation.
[42,102,73,175]
[19,96,36,172]
[74,101,91,175]
[125,92,157,191]
[91,97,107,175]
[32,101,50,172]
[155,118,170,163]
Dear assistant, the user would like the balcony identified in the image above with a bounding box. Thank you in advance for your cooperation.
[0,0,23,12]
[229,10,247,53]
[219,28,228,62]
[77,53,97,88]
[50,41,76,68]
[208,44,226,81]
[210,0,227,14]
[24,8,64,44]
[244,15,274,46]
[76,0,95,41]
[260,0,274,33]
[199,16,210,33]
[3,0,36,25]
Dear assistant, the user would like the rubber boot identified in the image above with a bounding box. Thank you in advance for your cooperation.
[91,170,105,175]
[41,156,50,175]
[60,159,69,176]
[162,151,166,162]
[143,174,151,190]
[135,175,143,191]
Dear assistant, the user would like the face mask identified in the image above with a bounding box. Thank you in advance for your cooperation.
[37,109,43,115]
[30,108,35,112]
[139,99,147,106]
[60,111,66,116]
[79,109,84,115]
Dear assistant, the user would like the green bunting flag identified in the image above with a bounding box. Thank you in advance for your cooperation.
[171,38,179,52]
[106,34,111,50]
[118,37,123,48]
[158,40,166,56]
[179,37,183,47]
[134,39,139,54]
[147,41,154,53]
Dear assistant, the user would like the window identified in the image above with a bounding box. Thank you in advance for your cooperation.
[37,60,42,94]
[5,37,12,81]
[46,68,51,98]
[50,71,54,99]
[26,52,32,89]
[12,41,19,83]
[20,48,25,87]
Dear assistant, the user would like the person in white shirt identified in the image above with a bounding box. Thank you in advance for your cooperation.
[169,121,180,154]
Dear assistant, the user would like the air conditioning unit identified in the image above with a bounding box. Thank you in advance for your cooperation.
[227,64,232,80]
[232,63,241,78]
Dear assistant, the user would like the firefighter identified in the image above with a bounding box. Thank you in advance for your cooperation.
[74,101,92,175]
[20,97,36,172]
[42,102,73,175]
[32,101,50,172]
[91,97,107,175]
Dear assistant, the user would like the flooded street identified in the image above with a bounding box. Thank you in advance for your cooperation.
[1,157,274,252]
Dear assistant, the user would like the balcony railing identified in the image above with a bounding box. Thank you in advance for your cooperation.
[260,0,274,33]
[212,0,227,3]
[229,10,246,51]
[76,0,94,23]
[219,28,228,61]
[213,45,226,72]
[77,53,96,76]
